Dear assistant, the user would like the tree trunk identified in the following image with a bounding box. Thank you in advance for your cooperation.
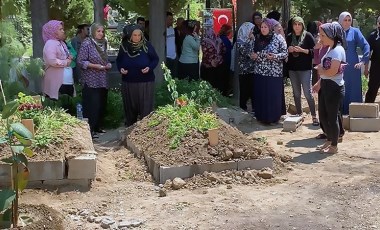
[282,0,291,27]
[30,0,49,58]
[93,0,104,24]
[149,0,166,84]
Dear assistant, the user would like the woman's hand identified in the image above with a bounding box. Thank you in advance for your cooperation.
[312,80,321,94]
[354,61,364,69]
[105,63,112,70]
[288,46,295,53]
[294,46,307,54]
[120,68,128,75]
[142,67,150,74]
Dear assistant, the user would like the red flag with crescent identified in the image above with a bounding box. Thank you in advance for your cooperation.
[212,8,233,38]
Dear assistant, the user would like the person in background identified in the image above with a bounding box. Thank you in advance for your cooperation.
[236,22,255,112]
[136,17,149,41]
[266,10,281,22]
[175,17,185,57]
[166,11,177,77]
[364,16,380,103]
[42,20,74,100]
[338,12,370,115]
[252,12,263,37]
[77,23,112,138]
[286,16,319,126]
[252,18,288,124]
[70,24,89,83]
[201,27,225,92]
[307,20,323,85]
[116,24,159,127]
[313,22,347,154]
[178,20,201,81]
[219,24,233,96]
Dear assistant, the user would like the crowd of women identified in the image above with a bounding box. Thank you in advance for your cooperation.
[40,10,380,151]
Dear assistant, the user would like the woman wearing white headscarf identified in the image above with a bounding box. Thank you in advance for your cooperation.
[338,12,370,115]
[236,22,255,111]
[364,16,380,103]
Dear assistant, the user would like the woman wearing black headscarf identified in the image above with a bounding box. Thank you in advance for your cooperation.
[313,22,347,154]
[252,11,263,36]
[116,24,159,127]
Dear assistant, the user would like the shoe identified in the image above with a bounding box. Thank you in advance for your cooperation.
[317,141,331,150]
[96,129,106,133]
[321,145,338,154]
[91,132,99,139]
[312,117,320,126]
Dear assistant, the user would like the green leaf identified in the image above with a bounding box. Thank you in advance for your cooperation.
[0,189,16,213]
[0,157,14,164]
[1,100,19,119]
[14,133,32,146]
[0,208,12,227]
[11,145,24,154]
[23,147,33,157]
[15,154,28,166]
[0,137,7,144]
[17,166,29,191]
[10,123,33,139]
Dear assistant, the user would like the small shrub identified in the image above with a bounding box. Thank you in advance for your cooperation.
[104,89,124,128]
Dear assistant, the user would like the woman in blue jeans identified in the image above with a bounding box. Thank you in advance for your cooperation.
[313,22,347,154]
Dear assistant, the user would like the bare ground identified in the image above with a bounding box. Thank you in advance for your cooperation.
[16,112,380,230]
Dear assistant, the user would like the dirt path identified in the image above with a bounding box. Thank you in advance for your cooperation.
[19,116,380,230]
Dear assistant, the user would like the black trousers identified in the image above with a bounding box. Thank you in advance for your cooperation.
[239,73,254,111]
[82,86,108,133]
[178,62,200,81]
[121,81,154,127]
[318,79,345,146]
[365,64,380,103]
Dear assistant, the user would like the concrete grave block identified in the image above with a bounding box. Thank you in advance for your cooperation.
[28,160,65,181]
[216,107,251,124]
[159,165,194,184]
[144,155,160,182]
[28,179,92,188]
[192,161,237,175]
[342,115,350,130]
[237,157,273,170]
[67,154,97,179]
[349,103,379,118]
[283,116,303,132]
[126,137,142,158]
[350,118,380,132]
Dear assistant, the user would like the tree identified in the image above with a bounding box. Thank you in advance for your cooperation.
[30,0,49,58]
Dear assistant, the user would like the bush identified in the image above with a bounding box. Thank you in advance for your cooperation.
[104,89,124,128]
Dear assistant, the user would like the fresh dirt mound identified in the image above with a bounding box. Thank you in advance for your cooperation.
[0,123,93,161]
[127,115,279,167]
[17,204,64,230]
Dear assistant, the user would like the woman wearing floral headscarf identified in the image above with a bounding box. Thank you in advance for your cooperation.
[286,16,318,125]
[236,22,255,111]
[313,22,347,154]
[116,24,159,127]
[201,27,225,93]
[364,16,380,103]
[338,11,370,114]
[251,18,288,124]
[42,20,74,99]
[77,23,112,138]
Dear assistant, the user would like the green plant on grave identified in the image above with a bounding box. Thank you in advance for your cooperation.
[16,92,43,120]
[0,81,34,228]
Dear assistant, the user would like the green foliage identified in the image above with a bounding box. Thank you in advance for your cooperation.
[0,21,25,58]
[0,190,16,213]
[104,89,124,129]
[362,75,369,95]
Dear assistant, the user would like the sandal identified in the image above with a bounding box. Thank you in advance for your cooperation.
[316,133,327,139]
[321,145,338,154]
[317,141,331,150]
[312,117,320,126]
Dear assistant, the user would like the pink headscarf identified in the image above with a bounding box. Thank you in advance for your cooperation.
[42,20,63,43]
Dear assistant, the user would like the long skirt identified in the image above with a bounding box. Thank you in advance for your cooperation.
[254,74,283,123]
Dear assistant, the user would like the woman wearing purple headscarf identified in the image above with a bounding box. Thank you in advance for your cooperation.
[200,27,226,93]
[338,12,370,114]
[252,18,288,124]
[42,20,74,99]
[313,22,347,154]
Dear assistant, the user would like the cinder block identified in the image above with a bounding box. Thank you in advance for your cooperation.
[159,165,194,184]
[342,115,350,130]
[216,107,251,124]
[28,160,65,181]
[126,138,142,158]
[283,116,303,132]
[67,154,96,179]
[237,157,273,170]
[349,103,379,118]
[192,161,238,175]
[144,155,160,182]
[350,118,380,132]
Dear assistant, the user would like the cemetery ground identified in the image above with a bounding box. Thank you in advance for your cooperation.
[17,96,380,230]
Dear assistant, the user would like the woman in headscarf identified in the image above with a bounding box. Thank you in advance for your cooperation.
[178,20,201,81]
[200,27,225,93]
[77,23,112,138]
[286,16,319,126]
[116,24,159,127]
[313,22,347,154]
[236,22,255,112]
[252,18,288,124]
[219,24,233,96]
[364,16,380,103]
[338,12,370,114]
[251,12,263,37]
[42,20,74,99]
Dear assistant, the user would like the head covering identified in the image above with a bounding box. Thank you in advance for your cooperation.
[237,22,255,43]
[266,11,281,21]
[121,24,148,57]
[202,27,223,55]
[42,20,63,43]
[262,18,278,32]
[291,16,307,46]
[255,18,274,52]
[321,22,347,49]
[89,23,107,61]
[338,12,352,30]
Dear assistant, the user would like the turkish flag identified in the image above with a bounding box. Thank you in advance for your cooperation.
[212,8,233,37]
